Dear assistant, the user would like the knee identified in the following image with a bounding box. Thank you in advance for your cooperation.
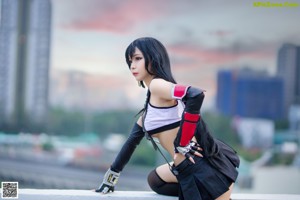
[147,169,163,192]
[147,169,179,197]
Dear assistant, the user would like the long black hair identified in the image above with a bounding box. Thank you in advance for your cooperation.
[125,37,177,87]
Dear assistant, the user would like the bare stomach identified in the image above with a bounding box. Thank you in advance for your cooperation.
[152,127,190,166]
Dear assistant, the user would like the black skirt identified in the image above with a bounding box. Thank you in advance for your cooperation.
[172,156,234,200]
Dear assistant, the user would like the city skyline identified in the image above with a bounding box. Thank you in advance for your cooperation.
[50,0,300,110]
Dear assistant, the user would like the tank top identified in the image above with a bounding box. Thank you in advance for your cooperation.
[144,100,184,135]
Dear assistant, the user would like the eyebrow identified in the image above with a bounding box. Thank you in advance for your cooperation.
[132,53,142,57]
[129,53,142,60]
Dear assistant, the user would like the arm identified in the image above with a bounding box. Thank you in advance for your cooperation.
[172,85,205,156]
[96,121,145,193]
[111,122,145,172]
[149,79,204,162]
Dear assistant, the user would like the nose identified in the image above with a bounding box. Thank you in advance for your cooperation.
[130,63,135,70]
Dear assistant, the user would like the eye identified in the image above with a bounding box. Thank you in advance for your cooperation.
[135,57,142,61]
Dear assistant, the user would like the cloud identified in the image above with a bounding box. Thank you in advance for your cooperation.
[168,36,276,70]
[208,30,234,37]
[58,0,177,33]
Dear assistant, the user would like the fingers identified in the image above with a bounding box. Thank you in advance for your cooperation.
[95,185,105,193]
[95,185,113,194]
[185,152,195,164]
[176,142,204,165]
[191,145,203,151]
[102,186,109,194]
[190,148,203,157]
[190,142,203,151]
[194,151,203,157]
[188,156,195,164]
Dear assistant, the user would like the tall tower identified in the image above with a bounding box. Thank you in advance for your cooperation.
[0,0,51,132]
[0,0,19,128]
[277,44,300,116]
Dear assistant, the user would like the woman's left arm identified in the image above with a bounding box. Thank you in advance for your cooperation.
[150,79,205,162]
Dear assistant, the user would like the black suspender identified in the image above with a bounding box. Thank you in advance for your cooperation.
[141,90,178,175]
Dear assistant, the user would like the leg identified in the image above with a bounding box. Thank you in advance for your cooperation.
[156,163,178,183]
[147,164,179,196]
[215,183,234,200]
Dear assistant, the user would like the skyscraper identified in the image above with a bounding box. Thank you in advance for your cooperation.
[277,43,300,117]
[0,0,51,131]
[217,69,284,120]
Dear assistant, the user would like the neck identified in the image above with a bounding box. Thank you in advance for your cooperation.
[143,75,154,88]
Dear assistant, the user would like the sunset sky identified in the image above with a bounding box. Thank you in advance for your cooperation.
[50,0,300,109]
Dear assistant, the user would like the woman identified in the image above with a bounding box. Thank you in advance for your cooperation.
[96,37,239,200]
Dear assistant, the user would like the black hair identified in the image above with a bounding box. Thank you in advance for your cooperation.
[125,37,177,87]
[195,119,219,157]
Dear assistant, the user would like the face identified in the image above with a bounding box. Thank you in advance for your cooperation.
[128,47,151,82]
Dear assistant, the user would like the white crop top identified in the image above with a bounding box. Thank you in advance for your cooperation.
[144,100,185,135]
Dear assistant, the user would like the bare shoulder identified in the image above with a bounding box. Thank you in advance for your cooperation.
[149,78,174,100]
[150,78,171,89]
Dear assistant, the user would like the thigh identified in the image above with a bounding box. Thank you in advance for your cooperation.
[216,183,234,200]
[156,163,178,183]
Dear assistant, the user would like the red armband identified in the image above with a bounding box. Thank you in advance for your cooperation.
[172,84,189,100]
[179,112,200,146]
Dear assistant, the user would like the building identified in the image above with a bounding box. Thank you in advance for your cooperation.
[217,69,284,120]
[277,43,300,117]
[0,0,51,131]
[0,0,18,127]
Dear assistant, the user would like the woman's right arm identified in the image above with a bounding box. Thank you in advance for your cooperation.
[96,117,145,193]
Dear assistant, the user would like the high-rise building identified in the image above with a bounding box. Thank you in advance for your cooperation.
[0,0,18,126]
[0,0,2,24]
[217,69,284,120]
[277,43,300,116]
[0,0,51,131]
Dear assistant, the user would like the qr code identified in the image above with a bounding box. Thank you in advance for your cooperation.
[1,182,18,199]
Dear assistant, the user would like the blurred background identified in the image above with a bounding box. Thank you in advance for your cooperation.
[0,0,300,194]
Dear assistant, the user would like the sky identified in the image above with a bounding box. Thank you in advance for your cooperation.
[50,0,300,108]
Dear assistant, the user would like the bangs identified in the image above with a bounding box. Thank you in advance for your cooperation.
[124,37,176,84]
[125,42,137,68]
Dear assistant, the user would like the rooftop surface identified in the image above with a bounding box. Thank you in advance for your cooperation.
[2,189,299,200]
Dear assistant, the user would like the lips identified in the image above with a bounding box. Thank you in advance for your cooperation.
[132,72,138,76]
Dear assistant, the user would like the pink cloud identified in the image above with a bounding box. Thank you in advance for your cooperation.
[168,42,274,68]
[59,0,171,33]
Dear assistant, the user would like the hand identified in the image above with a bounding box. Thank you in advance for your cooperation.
[95,168,120,194]
[175,141,203,164]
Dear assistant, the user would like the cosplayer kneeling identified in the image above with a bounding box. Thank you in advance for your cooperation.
[95,37,239,200]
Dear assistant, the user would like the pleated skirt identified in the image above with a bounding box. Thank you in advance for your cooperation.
[172,156,234,200]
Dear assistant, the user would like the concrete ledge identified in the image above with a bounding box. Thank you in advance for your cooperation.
[4,189,300,200]
[11,190,177,200]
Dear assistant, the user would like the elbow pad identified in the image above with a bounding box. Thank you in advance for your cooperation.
[172,85,204,148]
[184,87,205,113]
[111,123,144,172]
